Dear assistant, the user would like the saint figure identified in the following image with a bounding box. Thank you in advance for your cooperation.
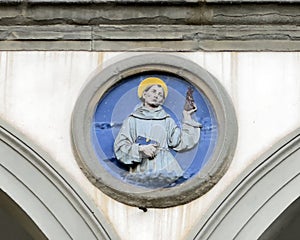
[114,77,201,187]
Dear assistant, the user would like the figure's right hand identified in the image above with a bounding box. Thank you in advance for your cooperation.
[139,144,157,158]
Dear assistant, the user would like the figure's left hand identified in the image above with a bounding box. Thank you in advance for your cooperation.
[139,144,157,159]
[183,106,197,121]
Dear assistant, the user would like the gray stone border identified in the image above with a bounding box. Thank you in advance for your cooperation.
[71,53,238,208]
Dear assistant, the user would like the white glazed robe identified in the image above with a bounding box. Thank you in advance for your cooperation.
[114,105,201,186]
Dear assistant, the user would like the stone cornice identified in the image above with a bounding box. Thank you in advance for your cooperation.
[0,1,300,51]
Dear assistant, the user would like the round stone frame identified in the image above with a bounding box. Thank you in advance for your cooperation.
[71,53,238,208]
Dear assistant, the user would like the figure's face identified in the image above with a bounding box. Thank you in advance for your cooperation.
[143,85,165,108]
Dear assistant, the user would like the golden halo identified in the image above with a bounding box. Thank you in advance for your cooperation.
[137,77,168,98]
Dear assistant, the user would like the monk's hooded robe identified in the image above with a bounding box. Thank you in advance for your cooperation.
[114,104,201,186]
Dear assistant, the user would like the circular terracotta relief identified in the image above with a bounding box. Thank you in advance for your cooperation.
[71,53,237,208]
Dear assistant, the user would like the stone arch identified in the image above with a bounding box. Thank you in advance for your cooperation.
[0,120,119,240]
[188,128,300,239]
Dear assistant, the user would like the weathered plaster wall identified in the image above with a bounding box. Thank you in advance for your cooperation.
[0,51,300,240]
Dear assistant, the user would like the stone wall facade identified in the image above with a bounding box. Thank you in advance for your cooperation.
[1,1,300,239]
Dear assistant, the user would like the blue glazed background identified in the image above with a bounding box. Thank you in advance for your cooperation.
[92,73,218,187]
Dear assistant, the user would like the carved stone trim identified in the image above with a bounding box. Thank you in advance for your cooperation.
[1,25,300,51]
[0,2,300,51]
[0,119,120,240]
[188,127,300,239]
